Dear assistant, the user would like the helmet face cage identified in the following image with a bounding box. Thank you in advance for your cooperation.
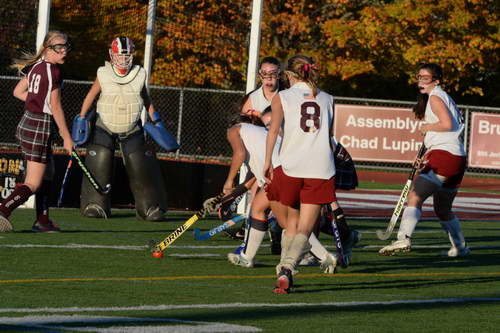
[109,37,135,76]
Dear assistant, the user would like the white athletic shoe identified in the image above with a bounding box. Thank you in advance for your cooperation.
[227,253,253,268]
[379,238,411,256]
[0,213,13,232]
[298,252,320,266]
[442,246,471,257]
[319,252,337,274]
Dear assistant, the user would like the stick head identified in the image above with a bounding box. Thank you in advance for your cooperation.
[148,239,161,253]
[376,229,391,241]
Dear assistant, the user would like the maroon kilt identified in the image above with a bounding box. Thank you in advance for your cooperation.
[16,111,55,163]
[334,143,358,190]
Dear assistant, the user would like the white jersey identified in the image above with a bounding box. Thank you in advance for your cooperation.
[424,85,465,156]
[249,86,276,112]
[239,123,281,187]
[278,82,335,179]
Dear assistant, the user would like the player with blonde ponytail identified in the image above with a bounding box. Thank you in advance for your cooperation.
[0,31,73,233]
[264,55,337,294]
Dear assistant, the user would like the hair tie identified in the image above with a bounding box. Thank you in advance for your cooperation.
[302,64,318,73]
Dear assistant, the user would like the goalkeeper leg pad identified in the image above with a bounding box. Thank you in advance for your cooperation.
[80,144,112,218]
[123,147,167,221]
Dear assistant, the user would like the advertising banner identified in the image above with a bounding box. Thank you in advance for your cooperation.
[468,112,500,169]
[334,104,425,163]
[0,152,25,200]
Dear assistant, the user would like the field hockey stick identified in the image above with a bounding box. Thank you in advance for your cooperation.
[202,177,256,212]
[57,156,73,207]
[149,192,225,253]
[71,149,112,195]
[376,144,427,240]
[324,205,348,268]
[194,214,246,241]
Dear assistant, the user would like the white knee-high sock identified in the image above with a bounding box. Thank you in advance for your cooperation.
[308,232,329,262]
[282,233,309,270]
[397,207,421,240]
[241,218,267,260]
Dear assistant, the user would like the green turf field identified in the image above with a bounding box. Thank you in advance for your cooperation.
[0,208,499,332]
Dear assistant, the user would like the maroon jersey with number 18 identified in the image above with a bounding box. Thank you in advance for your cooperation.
[24,60,62,115]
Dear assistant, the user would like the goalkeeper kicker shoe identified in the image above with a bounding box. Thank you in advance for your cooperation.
[227,253,253,268]
[379,238,411,256]
[0,213,13,232]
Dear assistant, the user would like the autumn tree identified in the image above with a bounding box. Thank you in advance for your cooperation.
[152,1,252,88]
[320,0,500,104]
[51,0,148,80]
[23,0,500,105]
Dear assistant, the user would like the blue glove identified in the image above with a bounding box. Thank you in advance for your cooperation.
[151,112,165,129]
[72,115,90,146]
[144,122,180,152]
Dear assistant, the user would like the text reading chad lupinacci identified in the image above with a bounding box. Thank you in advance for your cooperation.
[339,115,424,154]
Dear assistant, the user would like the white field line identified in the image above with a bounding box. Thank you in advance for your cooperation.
[0,315,261,333]
[337,193,500,214]
[0,243,499,251]
[337,192,500,210]
[338,200,500,215]
[0,244,239,250]
[1,297,499,314]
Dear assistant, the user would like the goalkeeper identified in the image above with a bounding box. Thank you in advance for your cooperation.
[74,37,176,220]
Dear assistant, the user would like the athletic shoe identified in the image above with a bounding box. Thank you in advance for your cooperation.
[227,253,253,268]
[320,252,337,274]
[0,213,13,232]
[442,245,471,257]
[83,203,108,219]
[298,252,320,266]
[379,238,411,256]
[32,220,61,233]
[273,267,293,294]
[225,227,245,240]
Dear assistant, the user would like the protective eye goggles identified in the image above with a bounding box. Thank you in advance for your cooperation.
[48,43,71,53]
[259,70,280,79]
[416,74,434,84]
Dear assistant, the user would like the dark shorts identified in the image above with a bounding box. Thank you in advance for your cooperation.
[266,166,336,208]
[16,111,55,163]
[421,149,467,189]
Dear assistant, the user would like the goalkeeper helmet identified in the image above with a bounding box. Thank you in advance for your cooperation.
[109,36,135,76]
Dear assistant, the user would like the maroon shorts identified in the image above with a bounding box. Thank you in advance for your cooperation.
[421,149,466,189]
[16,111,55,163]
[266,166,336,208]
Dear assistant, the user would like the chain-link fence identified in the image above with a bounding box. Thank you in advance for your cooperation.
[1,75,499,175]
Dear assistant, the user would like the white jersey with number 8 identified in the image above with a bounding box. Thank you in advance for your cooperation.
[278,82,335,179]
